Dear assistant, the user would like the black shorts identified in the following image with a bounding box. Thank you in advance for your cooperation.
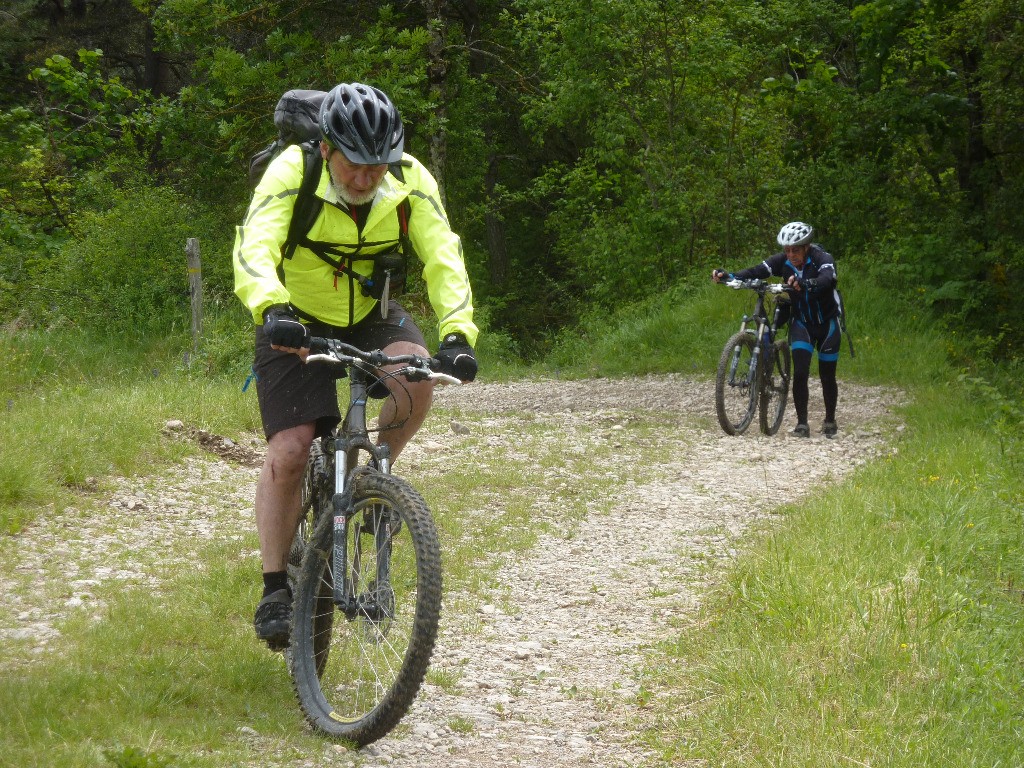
[253,302,427,440]
[789,316,842,363]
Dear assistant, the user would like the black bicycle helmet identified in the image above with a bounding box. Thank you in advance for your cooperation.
[777,221,814,247]
[319,82,404,165]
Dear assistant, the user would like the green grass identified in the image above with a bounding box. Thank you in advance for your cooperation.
[642,386,1024,765]
[0,537,314,768]
[542,272,957,389]
[0,330,262,534]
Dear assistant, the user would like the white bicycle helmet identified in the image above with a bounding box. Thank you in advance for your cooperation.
[777,221,814,247]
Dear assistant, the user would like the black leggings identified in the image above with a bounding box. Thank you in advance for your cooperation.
[789,317,841,424]
[791,352,838,424]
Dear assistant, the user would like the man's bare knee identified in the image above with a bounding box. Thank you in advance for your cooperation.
[265,425,315,477]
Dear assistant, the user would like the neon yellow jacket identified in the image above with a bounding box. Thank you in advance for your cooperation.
[233,144,478,347]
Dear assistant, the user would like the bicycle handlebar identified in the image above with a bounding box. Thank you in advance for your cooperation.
[305,337,462,386]
[724,278,794,295]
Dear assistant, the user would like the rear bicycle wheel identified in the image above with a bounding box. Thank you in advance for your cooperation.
[290,471,442,745]
[290,441,326,567]
[715,330,758,435]
[758,340,791,436]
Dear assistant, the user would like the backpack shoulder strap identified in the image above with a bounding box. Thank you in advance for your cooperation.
[388,159,414,254]
[283,141,325,260]
[283,152,415,273]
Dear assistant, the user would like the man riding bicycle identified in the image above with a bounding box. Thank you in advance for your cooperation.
[712,221,841,439]
[233,82,479,649]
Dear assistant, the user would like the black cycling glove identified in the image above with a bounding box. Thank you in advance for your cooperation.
[262,304,310,348]
[435,333,478,382]
[797,277,820,292]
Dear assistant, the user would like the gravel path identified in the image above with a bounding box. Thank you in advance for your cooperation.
[0,374,902,766]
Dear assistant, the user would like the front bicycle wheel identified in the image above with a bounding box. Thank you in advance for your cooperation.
[290,471,442,745]
[758,340,791,436]
[715,330,758,435]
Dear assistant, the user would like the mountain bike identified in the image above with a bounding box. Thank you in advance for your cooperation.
[286,337,459,745]
[714,279,793,436]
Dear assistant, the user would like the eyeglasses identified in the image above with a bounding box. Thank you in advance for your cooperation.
[783,246,806,254]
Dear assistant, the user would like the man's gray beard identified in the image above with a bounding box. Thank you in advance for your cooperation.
[329,174,379,206]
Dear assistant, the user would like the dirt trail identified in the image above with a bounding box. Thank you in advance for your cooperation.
[375,376,900,768]
[0,375,902,767]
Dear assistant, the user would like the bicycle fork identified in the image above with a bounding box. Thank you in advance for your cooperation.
[731,322,766,390]
[330,395,394,621]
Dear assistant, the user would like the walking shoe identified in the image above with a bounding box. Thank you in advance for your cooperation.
[254,588,292,651]
[822,420,838,438]
[790,423,810,438]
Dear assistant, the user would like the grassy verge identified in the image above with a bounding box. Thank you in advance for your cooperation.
[0,329,261,534]
[541,274,955,387]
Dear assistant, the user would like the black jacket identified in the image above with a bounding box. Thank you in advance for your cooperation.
[733,245,839,326]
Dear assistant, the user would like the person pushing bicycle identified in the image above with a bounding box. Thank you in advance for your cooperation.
[233,82,479,649]
[712,221,841,439]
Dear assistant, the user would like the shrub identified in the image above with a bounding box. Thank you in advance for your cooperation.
[56,185,233,335]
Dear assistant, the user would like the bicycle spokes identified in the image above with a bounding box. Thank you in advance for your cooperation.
[716,331,759,435]
[728,346,750,388]
[291,473,440,744]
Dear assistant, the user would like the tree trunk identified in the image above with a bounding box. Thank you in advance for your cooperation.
[424,0,449,208]
[459,0,510,286]
[485,156,509,286]
[956,46,996,226]
[143,19,170,96]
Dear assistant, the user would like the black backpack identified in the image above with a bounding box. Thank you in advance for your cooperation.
[248,89,414,309]
[815,246,855,358]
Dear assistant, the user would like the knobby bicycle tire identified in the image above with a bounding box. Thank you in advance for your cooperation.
[715,330,758,435]
[290,471,442,745]
[290,441,327,570]
[758,340,791,436]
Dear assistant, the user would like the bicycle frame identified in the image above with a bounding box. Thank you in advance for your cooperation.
[743,287,787,342]
[729,292,765,391]
[731,281,789,385]
[303,340,458,618]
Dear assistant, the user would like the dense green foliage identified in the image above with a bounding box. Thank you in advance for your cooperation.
[0,0,1020,362]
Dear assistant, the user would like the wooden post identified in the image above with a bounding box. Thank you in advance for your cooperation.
[186,238,202,361]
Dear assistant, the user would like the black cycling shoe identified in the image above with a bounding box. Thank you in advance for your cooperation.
[254,588,292,651]
[822,420,838,438]
[790,423,810,438]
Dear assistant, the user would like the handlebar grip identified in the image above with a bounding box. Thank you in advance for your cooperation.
[308,337,329,355]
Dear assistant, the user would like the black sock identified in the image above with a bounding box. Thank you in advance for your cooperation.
[262,571,289,598]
